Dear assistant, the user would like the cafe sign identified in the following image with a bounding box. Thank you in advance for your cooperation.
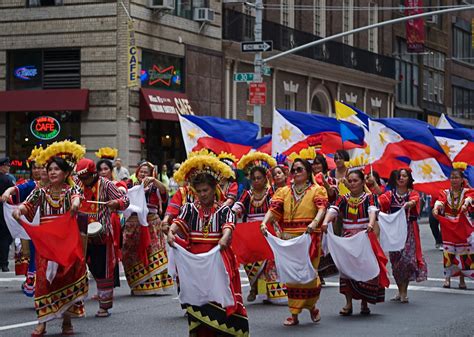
[30,116,61,140]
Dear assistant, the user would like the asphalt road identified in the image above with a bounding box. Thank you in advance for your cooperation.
[1,219,473,337]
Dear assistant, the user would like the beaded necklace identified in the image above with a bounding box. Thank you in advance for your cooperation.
[448,188,463,213]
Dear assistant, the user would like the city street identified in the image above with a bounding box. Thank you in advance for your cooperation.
[1,220,473,337]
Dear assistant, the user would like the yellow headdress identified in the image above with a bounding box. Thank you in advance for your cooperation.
[217,151,237,168]
[453,162,468,171]
[28,145,44,162]
[173,155,235,184]
[188,149,217,158]
[237,151,277,173]
[95,147,118,160]
[345,155,369,173]
[36,140,86,169]
[287,147,316,162]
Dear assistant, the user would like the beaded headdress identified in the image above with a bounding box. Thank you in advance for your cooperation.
[35,140,86,169]
[173,155,235,184]
[237,151,277,173]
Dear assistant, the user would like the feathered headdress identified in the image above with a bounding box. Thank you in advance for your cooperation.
[28,145,44,162]
[36,140,86,169]
[237,151,277,173]
[95,147,118,160]
[453,162,468,171]
[188,148,217,158]
[217,151,237,168]
[345,155,369,173]
[287,147,316,163]
[173,155,235,184]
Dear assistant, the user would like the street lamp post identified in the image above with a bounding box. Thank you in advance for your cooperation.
[253,0,264,136]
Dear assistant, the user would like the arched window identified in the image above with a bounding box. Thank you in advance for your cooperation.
[310,85,332,116]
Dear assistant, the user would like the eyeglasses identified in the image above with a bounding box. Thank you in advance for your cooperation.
[290,167,305,174]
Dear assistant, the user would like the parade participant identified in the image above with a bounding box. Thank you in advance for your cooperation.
[0,157,14,272]
[123,161,173,295]
[167,154,249,337]
[329,149,349,181]
[366,171,385,196]
[75,157,129,317]
[232,152,287,304]
[432,163,473,289]
[322,168,384,316]
[378,168,427,303]
[2,146,48,297]
[260,158,328,326]
[312,153,337,202]
[270,165,288,192]
[12,141,87,336]
[218,152,239,207]
[96,147,127,288]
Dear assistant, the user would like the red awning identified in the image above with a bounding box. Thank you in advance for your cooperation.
[0,89,89,112]
[140,88,195,121]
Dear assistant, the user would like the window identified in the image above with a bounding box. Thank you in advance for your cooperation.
[368,2,378,53]
[453,25,473,64]
[313,0,326,37]
[27,0,63,6]
[244,6,254,40]
[284,93,296,110]
[174,0,208,20]
[395,39,419,107]
[281,0,294,28]
[422,49,445,104]
[452,86,473,119]
[342,0,354,46]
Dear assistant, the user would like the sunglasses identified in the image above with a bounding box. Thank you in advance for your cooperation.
[290,167,305,174]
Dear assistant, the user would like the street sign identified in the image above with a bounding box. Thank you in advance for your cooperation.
[262,66,271,76]
[233,73,255,82]
[241,41,273,53]
[249,82,266,105]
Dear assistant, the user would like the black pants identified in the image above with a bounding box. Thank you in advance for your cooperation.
[429,211,442,245]
[0,230,12,268]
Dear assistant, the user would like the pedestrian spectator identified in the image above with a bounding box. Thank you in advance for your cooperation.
[113,158,130,181]
[0,157,15,272]
[168,163,180,197]
[159,164,170,188]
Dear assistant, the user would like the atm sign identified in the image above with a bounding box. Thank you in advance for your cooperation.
[30,116,61,140]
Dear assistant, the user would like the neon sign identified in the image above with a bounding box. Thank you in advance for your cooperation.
[30,116,61,140]
[145,65,182,87]
[14,66,38,80]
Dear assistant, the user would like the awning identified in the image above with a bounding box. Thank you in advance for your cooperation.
[140,88,195,121]
[0,89,89,112]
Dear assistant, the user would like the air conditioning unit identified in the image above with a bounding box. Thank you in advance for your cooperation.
[193,8,215,22]
[426,15,438,24]
[148,0,174,10]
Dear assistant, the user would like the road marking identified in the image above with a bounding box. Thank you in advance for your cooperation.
[0,320,37,331]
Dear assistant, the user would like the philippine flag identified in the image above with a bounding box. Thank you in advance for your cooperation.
[178,114,259,158]
[272,109,365,156]
[436,113,463,129]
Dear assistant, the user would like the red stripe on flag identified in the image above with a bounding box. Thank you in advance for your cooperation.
[194,137,252,159]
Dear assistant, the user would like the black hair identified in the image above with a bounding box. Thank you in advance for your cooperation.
[347,169,365,181]
[97,159,113,172]
[250,166,267,179]
[191,173,218,189]
[291,158,314,184]
[367,170,382,185]
[335,149,350,161]
[47,157,72,173]
[271,165,287,177]
[388,169,414,190]
[312,154,329,174]
[450,169,465,187]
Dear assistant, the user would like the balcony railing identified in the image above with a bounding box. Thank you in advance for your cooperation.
[223,9,396,79]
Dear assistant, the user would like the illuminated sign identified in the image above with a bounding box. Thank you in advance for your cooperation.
[142,65,182,87]
[30,116,61,140]
[14,65,38,80]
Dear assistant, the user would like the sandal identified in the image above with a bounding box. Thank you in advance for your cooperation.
[61,323,74,336]
[31,324,46,337]
[246,290,256,302]
[400,297,409,304]
[283,316,299,326]
[95,310,111,318]
[443,280,451,288]
[310,308,321,323]
[339,306,353,316]
[390,295,401,302]
[360,307,371,315]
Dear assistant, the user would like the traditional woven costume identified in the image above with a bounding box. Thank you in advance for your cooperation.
[379,189,427,284]
[123,161,173,295]
[76,158,129,313]
[268,182,328,315]
[328,192,385,304]
[22,141,88,323]
[233,152,287,304]
[172,155,249,337]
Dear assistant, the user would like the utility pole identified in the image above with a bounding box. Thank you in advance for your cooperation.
[253,0,264,136]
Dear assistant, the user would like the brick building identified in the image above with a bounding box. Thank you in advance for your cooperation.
[0,0,223,178]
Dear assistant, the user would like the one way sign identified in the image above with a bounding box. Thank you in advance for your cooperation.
[241,41,273,53]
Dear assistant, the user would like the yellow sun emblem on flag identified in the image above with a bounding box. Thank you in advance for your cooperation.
[279,125,293,144]
[440,141,453,157]
[378,131,388,145]
[187,128,200,140]
[419,162,434,179]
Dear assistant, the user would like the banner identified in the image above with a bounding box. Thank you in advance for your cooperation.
[405,0,425,53]
[127,19,139,87]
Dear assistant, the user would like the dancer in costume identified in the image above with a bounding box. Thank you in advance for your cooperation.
[322,168,384,316]
[432,162,473,289]
[123,161,173,295]
[378,168,427,303]
[270,154,289,194]
[218,152,239,207]
[12,141,88,336]
[260,158,328,326]
[232,152,287,304]
[75,157,129,317]
[168,154,249,337]
[366,171,385,196]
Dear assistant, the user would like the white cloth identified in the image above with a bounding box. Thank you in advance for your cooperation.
[327,223,380,282]
[378,208,408,252]
[167,244,234,308]
[123,184,149,226]
[3,202,40,240]
[265,232,317,284]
